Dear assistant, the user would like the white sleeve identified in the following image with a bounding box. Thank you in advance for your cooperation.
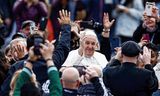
[62,50,83,66]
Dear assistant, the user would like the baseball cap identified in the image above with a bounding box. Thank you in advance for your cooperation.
[12,32,27,40]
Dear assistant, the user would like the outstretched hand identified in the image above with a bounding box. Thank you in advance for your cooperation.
[58,9,71,25]
[103,13,115,29]
[142,46,151,65]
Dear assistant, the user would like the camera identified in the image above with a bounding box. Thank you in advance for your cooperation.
[80,20,103,33]
[73,65,86,76]
[33,34,45,55]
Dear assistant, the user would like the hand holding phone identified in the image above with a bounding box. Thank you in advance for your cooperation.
[142,34,150,42]
[145,2,157,17]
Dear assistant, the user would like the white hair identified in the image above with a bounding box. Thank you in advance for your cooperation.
[10,38,27,47]
[80,29,100,50]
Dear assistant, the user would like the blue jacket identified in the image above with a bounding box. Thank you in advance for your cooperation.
[0,24,71,96]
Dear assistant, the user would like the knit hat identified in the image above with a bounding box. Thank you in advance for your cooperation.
[121,41,141,57]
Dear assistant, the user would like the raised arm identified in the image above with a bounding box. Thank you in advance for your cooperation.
[52,10,71,70]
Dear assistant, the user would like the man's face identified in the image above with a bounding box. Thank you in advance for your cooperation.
[144,17,156,28]
[21,26,30,37]
[82,36,97,57]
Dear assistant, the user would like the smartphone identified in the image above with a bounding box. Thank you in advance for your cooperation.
[79,20,93,29]
[145,2,155,16]
[142,34,150,42]
[34,35,45,55]
[39,17,48,31]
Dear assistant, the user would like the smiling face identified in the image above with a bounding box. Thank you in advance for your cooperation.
[81,36,97,57]
[144,16,156,28]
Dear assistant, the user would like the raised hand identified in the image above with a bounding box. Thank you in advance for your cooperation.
[103,13,115,29]
[58,9,71,25]
[142,46,151,65]
[84,67,99,80]
[40,40,55,60]
[12,44,26,60]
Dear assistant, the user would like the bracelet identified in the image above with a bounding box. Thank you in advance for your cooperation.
[45,58,53,62]
[103,28,110,33]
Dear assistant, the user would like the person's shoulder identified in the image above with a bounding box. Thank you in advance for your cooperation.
[135,67,153,76]
[103,65,120,74]
[69,49,79,54]
[94,51,106,57]
[11,60,25,68]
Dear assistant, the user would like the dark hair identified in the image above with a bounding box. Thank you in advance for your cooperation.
[4,45,10,55]
[0,50,9,66]
[0,36,4,48]
[21,82,41,96]
[0,50,10,85]
[142,43,158,53]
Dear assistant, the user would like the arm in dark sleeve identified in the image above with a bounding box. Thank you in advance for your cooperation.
[145,64,159,92]
[132,23,144,43]
[53,24,71,70]
[106,58,121,67]
[0,61,25,96]
[0,69,13,96]
[90,77,104,96]
[100,36,111,61]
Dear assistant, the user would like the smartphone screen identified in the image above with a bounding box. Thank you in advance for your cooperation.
[142,34,150,42]
[34,36,44,55]
[145,2,155,16]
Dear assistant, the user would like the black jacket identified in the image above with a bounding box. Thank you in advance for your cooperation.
[103,61,158,96]
[132,23,160,45]
[78,77,104,96]
[63,88,78,96]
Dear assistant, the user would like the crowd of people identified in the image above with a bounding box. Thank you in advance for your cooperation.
[0,0,160,96]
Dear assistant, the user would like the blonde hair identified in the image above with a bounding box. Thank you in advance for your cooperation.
[10,70,22,96]
[10,38,27,48]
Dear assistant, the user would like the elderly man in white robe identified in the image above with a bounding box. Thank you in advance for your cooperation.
[62,13,114,69]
